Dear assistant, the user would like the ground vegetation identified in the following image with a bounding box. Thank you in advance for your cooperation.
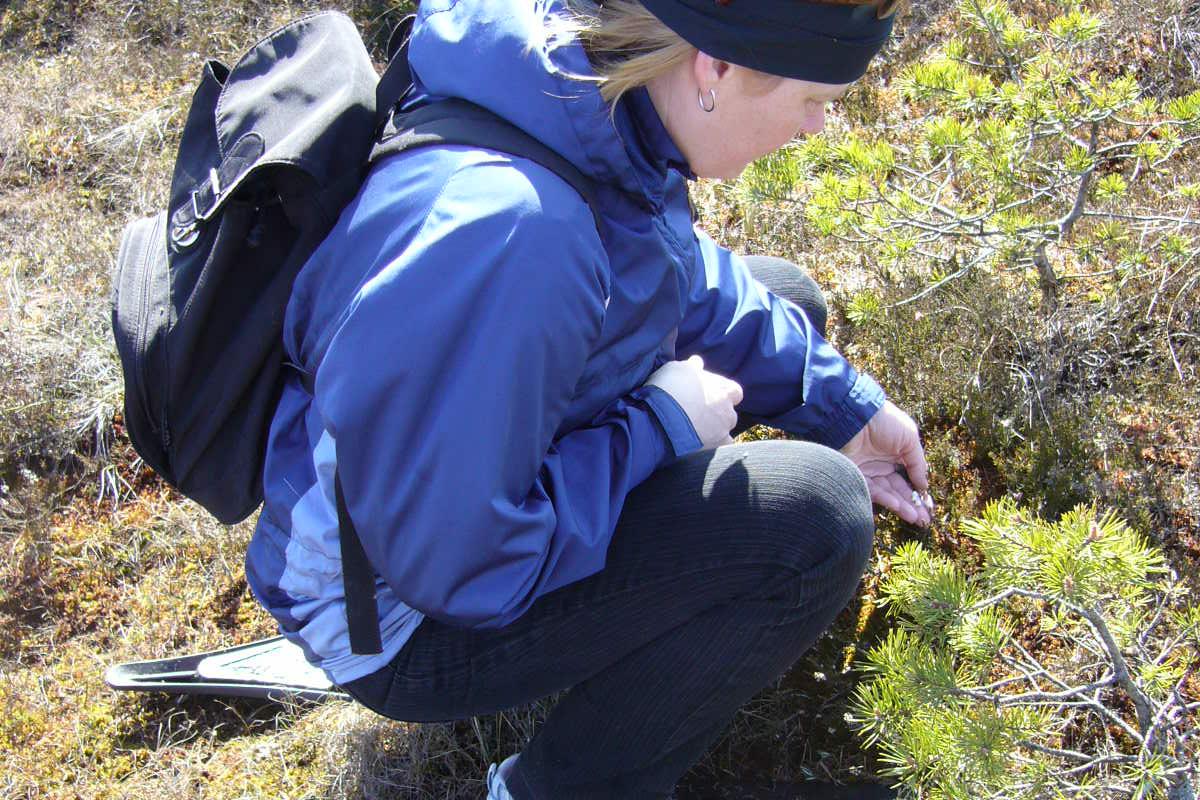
[0,0,1196,797]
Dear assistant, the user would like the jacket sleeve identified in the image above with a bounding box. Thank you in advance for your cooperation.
[314,157,699,629]
[676,228,885,449]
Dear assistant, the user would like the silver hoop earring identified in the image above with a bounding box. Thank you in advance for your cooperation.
[697,87,716,113]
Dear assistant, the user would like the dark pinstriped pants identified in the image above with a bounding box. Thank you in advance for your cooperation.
[342,257,874,799]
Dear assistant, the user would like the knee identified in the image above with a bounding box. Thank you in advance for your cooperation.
[791,276,829,338]
[800,445,874,578]
[741,255,828,337]
[745,441,874,580]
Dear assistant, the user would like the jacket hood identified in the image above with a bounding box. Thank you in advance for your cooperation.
[408,0,683,200]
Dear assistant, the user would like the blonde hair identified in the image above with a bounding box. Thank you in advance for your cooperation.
[555,0,900,106]
[557,0,697,106]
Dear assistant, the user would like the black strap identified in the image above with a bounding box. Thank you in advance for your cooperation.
[369,99,604,234]
[370,13,600,231]
[374,15,417,134]
[335,471,382,655]
[170,132,267,239]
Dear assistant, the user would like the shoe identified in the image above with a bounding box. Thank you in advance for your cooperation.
[485,753,521,800]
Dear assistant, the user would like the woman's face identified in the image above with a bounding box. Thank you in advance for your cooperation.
[648,54,851,180]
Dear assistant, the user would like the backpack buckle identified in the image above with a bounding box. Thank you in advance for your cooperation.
[167,180,214,250]
[172,134,264,250]
[191,168,221,223]
[171,219,201,249]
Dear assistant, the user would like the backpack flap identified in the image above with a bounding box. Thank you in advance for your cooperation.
[168,11,378,244]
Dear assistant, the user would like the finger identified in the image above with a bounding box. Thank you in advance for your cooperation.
[884,470,931,526]
[686,355,704,371]
[868,481,919,525]
[872,473,929,527]
[880,469,909,493]
[900,435,931,493]
[726,378,744,406]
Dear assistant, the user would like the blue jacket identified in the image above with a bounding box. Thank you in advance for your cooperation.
[246,0,885,684]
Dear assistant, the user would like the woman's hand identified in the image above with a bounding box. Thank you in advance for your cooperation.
[840,400,933,527]
[645,355,743,450]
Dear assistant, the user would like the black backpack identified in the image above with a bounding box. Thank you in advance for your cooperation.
[111,10,599,653]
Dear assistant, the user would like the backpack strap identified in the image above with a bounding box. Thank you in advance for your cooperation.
[374,15,417,134]
[370,99,604,234]
[370,15,600,224]
[337,102,605,655]
[335,471,384,655]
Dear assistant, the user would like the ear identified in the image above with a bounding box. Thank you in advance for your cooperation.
[692,51,734,90]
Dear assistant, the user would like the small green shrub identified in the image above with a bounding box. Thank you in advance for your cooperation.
[851,500,1199,800]
[787,0,1200,311]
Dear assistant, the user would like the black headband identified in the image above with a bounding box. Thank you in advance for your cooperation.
[637,0,895,84]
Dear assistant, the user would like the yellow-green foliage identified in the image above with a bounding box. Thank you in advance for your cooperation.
[852,502,1197,799]
[965,500,1165,610]
[736,0,1200,296]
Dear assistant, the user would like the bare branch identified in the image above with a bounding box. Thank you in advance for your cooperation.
[1019,739,1135,766]
[1145,663,1200,756]
[1082,211,1200,226]
[886,263,971,307]
[1078,604,1154,732]
[1057,121,1100,240]
[955,677,1116,705]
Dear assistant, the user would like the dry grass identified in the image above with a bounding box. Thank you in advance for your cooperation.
[0,0,1197,798]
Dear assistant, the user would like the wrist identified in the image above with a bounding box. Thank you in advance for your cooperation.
[824,373,886,450]
[630,385,703,460]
